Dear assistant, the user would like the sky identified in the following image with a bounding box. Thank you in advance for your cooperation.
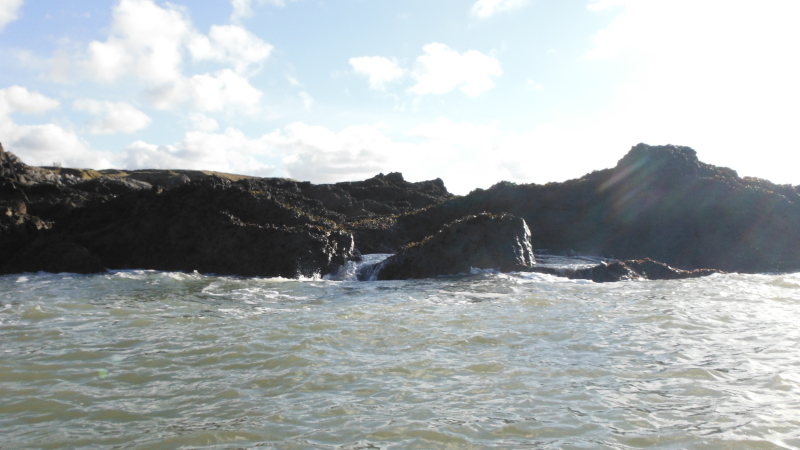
[0,0,798,194]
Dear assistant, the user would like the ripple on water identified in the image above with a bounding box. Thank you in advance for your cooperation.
[1,269,800,448]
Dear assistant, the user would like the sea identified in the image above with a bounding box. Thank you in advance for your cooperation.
[1,254,799,449]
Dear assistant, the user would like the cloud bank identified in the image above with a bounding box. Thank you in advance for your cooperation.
[73,0,270,112]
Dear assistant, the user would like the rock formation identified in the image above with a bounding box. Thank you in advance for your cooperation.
[375,214,536,280]
[533,258,721,283]
[0,149,451,277]
[387,144,800,273]
[2,142,797,279]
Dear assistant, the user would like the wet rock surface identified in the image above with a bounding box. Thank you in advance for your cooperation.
[376,214,536,280]
[532,258,722,283]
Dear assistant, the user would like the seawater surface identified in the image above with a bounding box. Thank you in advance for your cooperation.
[2,257,800,449]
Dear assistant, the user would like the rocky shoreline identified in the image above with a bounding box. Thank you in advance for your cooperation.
[2,143,798,281]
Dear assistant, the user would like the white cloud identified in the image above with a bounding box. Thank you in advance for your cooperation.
[72,99,151,135]
[0,86,60,115]
[0,88,112,168]
[299,92,313,110]
[287,75,302,86]
[142,70,262,112]
[410,117,501,147]
[349,56,405,91]
[85,0,191,84]
[268,122,395,183]
[231,0,254,21]
[471,0,530,19]
[107,117,635,194]
[188,112,219,132]
[230,0,287,22]
[77,0,267,112]
[120,128,274,175]
[0,0,23,31]
[188,25,273,74]
[410,43,502,97]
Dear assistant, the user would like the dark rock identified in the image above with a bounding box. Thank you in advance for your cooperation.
[624,258,720,280]
[75,177,152,195]
[388,144,800,273]
[0,209,51,268]
[124,171,191,189]
[376,214,535,280]
[561,261,638,282]
[3,141,795,278]
[532,258,721,283]
[2,240,105,275]
[46,176,355,278]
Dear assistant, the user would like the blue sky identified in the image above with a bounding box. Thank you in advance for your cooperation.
[1,0,798,194]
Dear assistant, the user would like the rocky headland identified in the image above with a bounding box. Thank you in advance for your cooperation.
[2,143,798,280]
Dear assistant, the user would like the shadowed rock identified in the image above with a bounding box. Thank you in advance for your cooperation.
[3,176,355,278]
[376,214,535,280]
[75,177,152,195]
[2,142,797,277]
[532,258,721,283]
[4,240,105,274]
[388,144,800,273]
[1,148,449,276]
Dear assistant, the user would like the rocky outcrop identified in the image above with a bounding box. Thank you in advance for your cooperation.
[533,258,721,283]
[388,144,800,273]
[3,142,798,278]
[376,214,535,280]
[370,212,719,282]
[0,147,451,276]
[2,176,355,278]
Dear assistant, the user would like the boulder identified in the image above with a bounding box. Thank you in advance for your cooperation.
[376,214,535,280]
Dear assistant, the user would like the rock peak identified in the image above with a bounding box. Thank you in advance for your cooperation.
[618,143,700,169]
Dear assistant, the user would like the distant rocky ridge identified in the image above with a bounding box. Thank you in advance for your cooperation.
[386,144,800,273]
[2,142,799,279]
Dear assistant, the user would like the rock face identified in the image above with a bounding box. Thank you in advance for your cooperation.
[376,214,536,280]
[1,149,452,277]
[389,144,800,273]
[3,142,799,278]
[2,176,355,278]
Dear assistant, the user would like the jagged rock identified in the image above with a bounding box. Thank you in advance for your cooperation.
[376,214,535,280]
[75,177,152,195]
[532,258,721,283]
[3,141,796,278]
[624,258,719,280]
[18,176,355,278]
[122,171,191,189]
